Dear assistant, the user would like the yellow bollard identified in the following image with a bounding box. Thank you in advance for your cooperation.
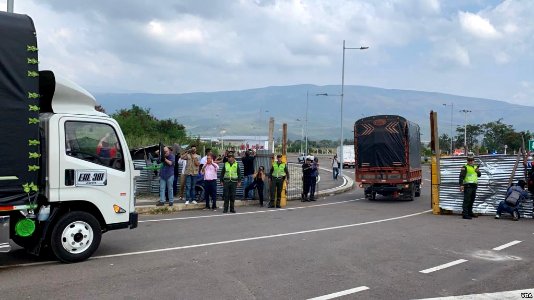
[431,156,440,215]
[280,154,287,207]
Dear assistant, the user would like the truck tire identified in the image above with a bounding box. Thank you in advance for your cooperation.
[415,184,421,197]
[407,184,415,201]
[50,211,102,263]
[366,191,376,201]
[401,183,416,201]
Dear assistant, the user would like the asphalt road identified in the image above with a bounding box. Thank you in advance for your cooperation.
[1,167,533,299]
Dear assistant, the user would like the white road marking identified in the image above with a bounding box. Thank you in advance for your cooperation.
[423,179,431,182]
[419,259,468,274]
[1,208,431,269]
[415,288,534,299]
[140,198,364,223]
[0,209,432,270]
[307,286,370,300]
[492,240,522,251]
[90,210,431,259]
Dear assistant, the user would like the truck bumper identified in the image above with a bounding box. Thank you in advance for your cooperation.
[0,216,11,253]
[105,212,138,231]
[365,185,401,194]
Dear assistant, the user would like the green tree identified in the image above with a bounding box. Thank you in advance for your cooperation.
[111,105,187,148]
[455,124,483,151]
[439,133,451,154]
[482,119,516,153]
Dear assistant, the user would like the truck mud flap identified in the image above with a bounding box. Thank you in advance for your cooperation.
[0,216,11,253]
[129,212,138,229]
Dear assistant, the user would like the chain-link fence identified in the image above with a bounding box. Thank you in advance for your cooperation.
[286,162,320,200]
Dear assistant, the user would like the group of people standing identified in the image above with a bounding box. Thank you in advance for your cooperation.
[155,146,289,213]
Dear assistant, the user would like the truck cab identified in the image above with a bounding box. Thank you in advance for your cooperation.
[0,12,138,263]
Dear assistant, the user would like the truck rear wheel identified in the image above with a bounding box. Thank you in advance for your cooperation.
[407,184,415,201]
[50,211,102,263]
[415,184,421,197]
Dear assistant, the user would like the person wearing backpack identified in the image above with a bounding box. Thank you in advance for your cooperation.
[495,180,529,221]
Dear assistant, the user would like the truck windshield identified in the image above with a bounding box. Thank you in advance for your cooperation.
[65,121,125,171]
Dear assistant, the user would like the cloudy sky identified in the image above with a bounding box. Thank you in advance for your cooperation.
[5,0,534,106]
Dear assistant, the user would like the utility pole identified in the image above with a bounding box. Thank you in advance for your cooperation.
[7,0,14,12]
[430,111,441,215]
[443,103,454,155]
[340,40,368,177]
[460,109,471,155]
[268,117,274,154]
[450,103,454,155]
[282,123,287,156]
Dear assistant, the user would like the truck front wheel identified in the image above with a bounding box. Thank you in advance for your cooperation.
[50,211,102,263]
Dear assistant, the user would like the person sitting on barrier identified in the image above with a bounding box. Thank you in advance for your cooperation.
[495,180,529,221]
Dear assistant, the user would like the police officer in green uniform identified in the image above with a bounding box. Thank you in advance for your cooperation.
[269,154,289,208]
[220,153,242,213]
[459,156,481,219]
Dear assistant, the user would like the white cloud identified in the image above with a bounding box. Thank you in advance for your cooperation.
[2,0,533,106]
[493,51,509,64]
[458,11,501,39]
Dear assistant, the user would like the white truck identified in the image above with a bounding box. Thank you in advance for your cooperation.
[336,145,355,168]
[0,12,138,263]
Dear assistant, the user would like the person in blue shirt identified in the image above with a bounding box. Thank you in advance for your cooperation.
[309,157,319,201]
[156,146,175,206]
[495,180,529,221]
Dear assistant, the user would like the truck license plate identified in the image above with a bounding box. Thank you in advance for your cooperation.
[75,170,107,186]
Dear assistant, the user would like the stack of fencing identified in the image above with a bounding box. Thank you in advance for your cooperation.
[439,155,533,217]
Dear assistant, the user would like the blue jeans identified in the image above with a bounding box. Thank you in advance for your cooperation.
[496,201,518,217]
[185,175,197,201]
[310,176,317,199]
[332,167,339,180]
[204,180,217,208]
[159,175,174,203]
[243,175,254,198]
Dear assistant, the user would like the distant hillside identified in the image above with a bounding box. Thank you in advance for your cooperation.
[94,84,534,141]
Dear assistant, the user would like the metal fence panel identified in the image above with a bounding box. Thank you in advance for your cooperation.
[286,162,320,200]
[439,155,533,217]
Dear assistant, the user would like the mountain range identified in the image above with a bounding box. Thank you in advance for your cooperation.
[94,84,534,142]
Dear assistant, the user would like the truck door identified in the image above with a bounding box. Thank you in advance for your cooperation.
[58,117,131,225]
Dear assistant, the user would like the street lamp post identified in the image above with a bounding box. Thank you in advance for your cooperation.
[443,103,454,155]
[460,109,471,155]
[305,91,309,157]
[296,118,304,154]
[339,40,368,177]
